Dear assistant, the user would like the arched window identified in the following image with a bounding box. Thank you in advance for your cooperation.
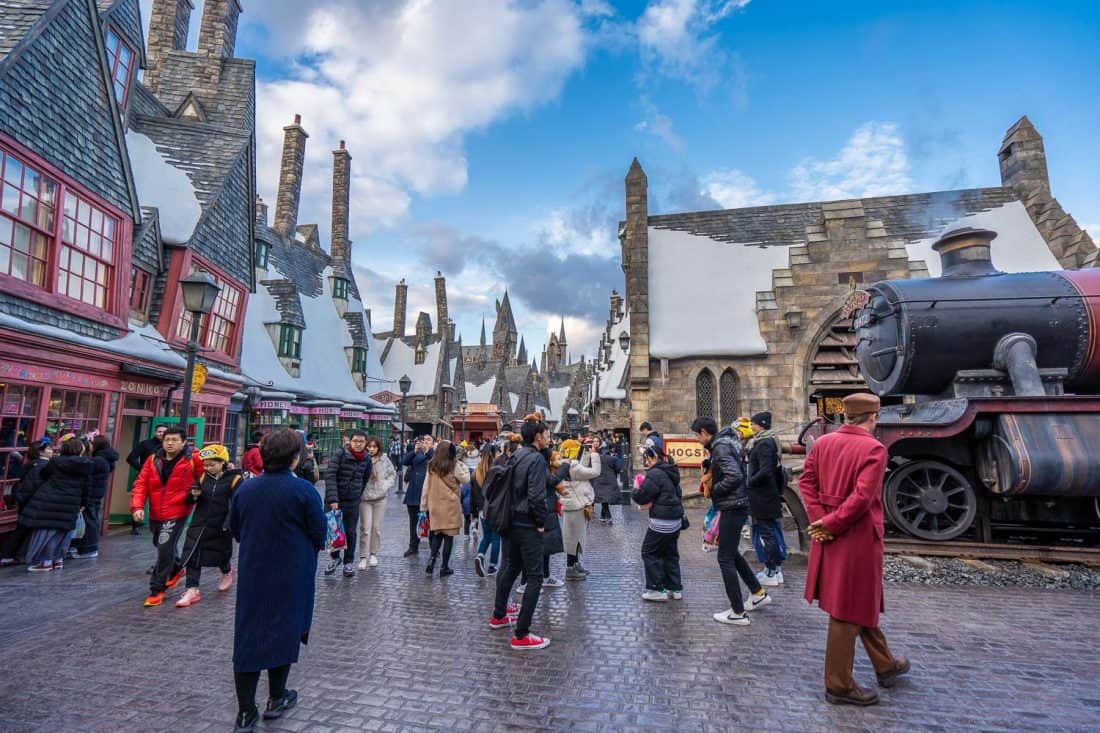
[720,369,739,425]
[696,369,715,419]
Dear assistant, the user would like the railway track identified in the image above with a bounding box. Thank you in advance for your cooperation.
[884,537,1100,566]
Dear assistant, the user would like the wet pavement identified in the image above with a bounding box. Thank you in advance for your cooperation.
[2,492,1098,732]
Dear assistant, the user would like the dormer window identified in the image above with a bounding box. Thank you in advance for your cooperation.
[105,30,135,107]
[332,277,349,300]
[255,240,269,269]
[351,347,367,373]
[278,324,302,359]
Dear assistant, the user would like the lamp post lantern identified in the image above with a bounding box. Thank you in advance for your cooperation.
[178,271,221,435]
[618,330,630,353]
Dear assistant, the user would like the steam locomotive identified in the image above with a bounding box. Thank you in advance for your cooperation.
[802,226,1100,542]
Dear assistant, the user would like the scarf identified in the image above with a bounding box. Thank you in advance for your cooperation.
[348,448,367,461]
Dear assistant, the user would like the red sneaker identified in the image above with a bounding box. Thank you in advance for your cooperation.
[165,568,186,589]
[143,592,165,607]
[488,614,516,630]
[510,633,550,650]
[506,603,518,615]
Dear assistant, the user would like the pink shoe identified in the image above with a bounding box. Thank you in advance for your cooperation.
[218,568,234,592]
[175,588,201,607]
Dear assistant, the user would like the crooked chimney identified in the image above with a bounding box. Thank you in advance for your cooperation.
[932,227,999,278]
[330,140,352,267]
[198,0,243,59]
[274,115,308,237]
[434,271,448,338]
[393,279,408,337]
[145,0,193,93]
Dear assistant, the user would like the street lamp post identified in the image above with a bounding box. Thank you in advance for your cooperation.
[459,398,467,443]
[397,374,411,494]
[618,329,632,497]
[178,272,221,437]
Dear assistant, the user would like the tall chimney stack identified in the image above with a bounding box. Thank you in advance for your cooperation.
[393,279,408,337]
[331,140,351,266]
[198,0,243,59]
[434,271,448,337]
[255,196,268,228]
[274,115,309,237]
[145,0,193,93]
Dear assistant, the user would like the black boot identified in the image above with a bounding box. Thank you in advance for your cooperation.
[426,555,437,574]
[439,566,454,577]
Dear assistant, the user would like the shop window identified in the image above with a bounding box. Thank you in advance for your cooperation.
[332,277,349,299]
[129,267,151,315]
[105,30,135,107]
[308,414,340,465]
[351,347,367,374]
[200,405,225,444]
[47,389,104,438]
[695,369,715,420]
[255,239,270,269]
[0,383,41,503]
[175,266,245,357]
[278,324,302,359]
[223,412,240,462]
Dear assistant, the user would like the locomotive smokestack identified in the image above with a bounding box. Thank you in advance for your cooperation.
[932,227,999,277]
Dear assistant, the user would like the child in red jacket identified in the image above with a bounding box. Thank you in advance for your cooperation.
[131,426,203,607]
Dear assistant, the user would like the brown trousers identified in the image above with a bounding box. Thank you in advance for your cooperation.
[825,617,899,694]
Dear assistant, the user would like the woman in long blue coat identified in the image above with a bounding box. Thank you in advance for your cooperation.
[229,430,325,733]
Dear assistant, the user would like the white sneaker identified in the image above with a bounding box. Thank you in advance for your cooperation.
[667,590,683,600]
[714,609,750,626]
[357,558,368,571]
[369,555,378,568]
[542,576,564,588]
[747,591,772,611]
[642,590,669,602]
[759,569,783,587]
[702,544,717,553]
[514,583,527,595]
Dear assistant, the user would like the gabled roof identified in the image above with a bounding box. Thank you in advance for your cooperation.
[0,0,53,62]
[153,52,256,131]
[97,0,145,66]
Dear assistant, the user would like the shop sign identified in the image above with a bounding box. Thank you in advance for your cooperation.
[339,410,359,418]
[0,361,115,391]
[191,363,208,394]
[120,380,162,396]
[370,390,400,405]
[309,407,341,415]
[289,405,309,415]
[257,400,291,411]
[664,436,707,468]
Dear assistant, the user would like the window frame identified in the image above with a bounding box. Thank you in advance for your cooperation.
[332,277,349,299]
[278,324,303,359]
[351,347,367,374]
[128,266,151,315]
[104,28,136,108]
[169,255,247,362]
[0,136,130,327]
[255,239,269,269]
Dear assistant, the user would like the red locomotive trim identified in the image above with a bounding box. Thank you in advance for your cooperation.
[1059,269,1100,382]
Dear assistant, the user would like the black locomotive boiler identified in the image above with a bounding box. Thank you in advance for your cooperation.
[812,226,1100,541]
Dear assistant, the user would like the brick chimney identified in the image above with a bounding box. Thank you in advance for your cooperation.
[255,196,268,228]
[434,271,448,337]
[198,0,243,59]
[145,0,193,92]
[393,279,408,337]
[330,140,351,266]
[999,116,1050,200]
[274,115,308,237]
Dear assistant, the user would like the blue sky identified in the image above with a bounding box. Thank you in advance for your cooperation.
[145,0,1099,358]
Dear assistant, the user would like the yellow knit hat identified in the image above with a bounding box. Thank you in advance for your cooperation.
[560,439,581,460]
[199,444,230,463]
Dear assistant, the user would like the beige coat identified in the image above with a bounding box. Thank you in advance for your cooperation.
[420,461,471,536]
[561,452,600,555]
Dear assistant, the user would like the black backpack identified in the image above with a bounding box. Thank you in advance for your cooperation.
[483,458,518,535]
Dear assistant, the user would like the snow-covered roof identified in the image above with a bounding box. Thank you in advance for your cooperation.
[465,377,496,404]
[509,392,520,413]
[647,199,1061,360]
[596,309,630,400]
[544,386,571,423]
[125,130,201,245]
[241,261,393,410]
[380,338,443,396]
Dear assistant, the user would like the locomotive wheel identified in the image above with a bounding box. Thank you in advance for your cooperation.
[884,460,978,541]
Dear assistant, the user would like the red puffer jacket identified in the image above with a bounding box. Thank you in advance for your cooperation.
[130,448,204,521]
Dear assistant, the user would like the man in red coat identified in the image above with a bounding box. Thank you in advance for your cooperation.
[800,392,909,705]
[131,426,203,607]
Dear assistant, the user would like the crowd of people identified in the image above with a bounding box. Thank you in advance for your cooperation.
[0,388,907,729]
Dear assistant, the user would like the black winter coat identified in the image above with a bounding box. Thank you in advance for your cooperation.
[747,436,783,520]
[14,458,49,508]
[592,449,621,505]
[708,428,749,512]
[188,468,244,529]
[325,448,372,506]
[88,447,120,502]
[402,448,433,507]
[510,446,549,530]
[127,437,161,472]
[19,455,93,531]
[632,460,684,520]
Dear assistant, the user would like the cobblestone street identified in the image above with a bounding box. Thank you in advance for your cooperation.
[2,495,1098,733]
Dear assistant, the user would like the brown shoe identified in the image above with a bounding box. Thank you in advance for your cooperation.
[877,657,911,688]
[825,686,880,706]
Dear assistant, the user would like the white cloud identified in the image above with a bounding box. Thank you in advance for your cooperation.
[634,97,684,151]
[701,168,775,208]
[636,0,750,91]
[789,121,914,201]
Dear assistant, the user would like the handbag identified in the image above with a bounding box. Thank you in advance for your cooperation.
[417,511,430,539]
[583,504,594,522]
[680,515,691,531]
[325,509,346,552]
[71,511,86,540]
